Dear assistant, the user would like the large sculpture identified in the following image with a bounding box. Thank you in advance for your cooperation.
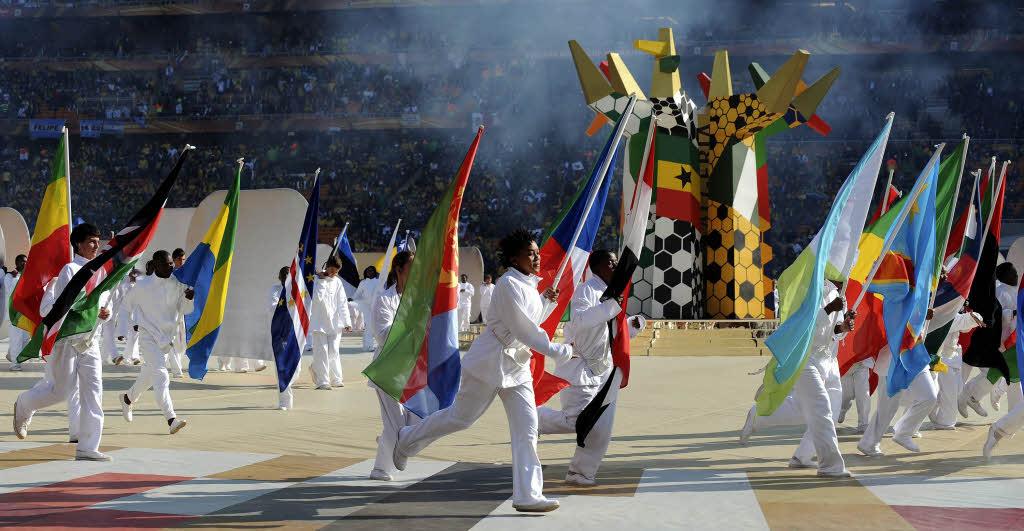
[570,29,838,319]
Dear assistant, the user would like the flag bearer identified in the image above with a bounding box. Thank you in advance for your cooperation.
[369,250,418,481]
[537,249,646,487]
[309,256,351,390]
[354,266,379,351]
[837,358,873,433]
[118,250,194,435]
[479,274,495,324]
[931,305,985,429]
[5,254,28,371]
[13,223,114,461]
[960,263,1019,417]
[394,229,574,513]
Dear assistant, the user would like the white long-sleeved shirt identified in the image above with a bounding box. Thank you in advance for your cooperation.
[458,282,475,307]
[114,279,137,337]
[479,283,495,310]
[309,275,351,335]
[124,274,194,353]
[811,282,847,360]
[354,277,378,307]
[555,276,621,386]
[41,255,112,351]
[938,311,982,368]
[372,284,401,360]
[461,268,573,388]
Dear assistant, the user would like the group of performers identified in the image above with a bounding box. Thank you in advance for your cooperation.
[6,222,640,514]
[739,262,1024,476]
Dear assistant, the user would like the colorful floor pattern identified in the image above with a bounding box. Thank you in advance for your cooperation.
[0,442,1022,529]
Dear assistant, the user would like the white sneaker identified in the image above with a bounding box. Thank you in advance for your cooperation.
[369,469,393,481]
[172,371,184,379]
[818,469,853,478]
[739,405,756,446]
[255,364,268,372]
[315,385,332,390]
[75,450,113,462]
[858,443,884,457]
[332,382,345,388]
[9,363,22,372]
[393,435,408,471]
[13,399,28,439]
[565,472,597,487]
[983,425,1002,461]
[169,418,187,434]
[278,406,289,411]
[120,394,133,423]
[513,499,560,513]
[892,436,920,453]
[966,396,988,417]
[911,431,922,439]
[788,457,818,469]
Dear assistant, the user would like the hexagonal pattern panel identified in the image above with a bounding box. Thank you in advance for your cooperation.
[629,213,703,320]
[703,199,765,319]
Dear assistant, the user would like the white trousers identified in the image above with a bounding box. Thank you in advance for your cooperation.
[17,340,104,452]
[310,332,343,387]
[167,348,184,375]
[278,359,301,409]
[358,302,375,351]
[127,338,177,421]
[349,302,364,331]
[933,365,962,428]
[964,370,1023,410]
[994,400,1024,437]
[123,327,140,362]
[398,373,547,505]
[229,357,265,372]
[861,354,938,447]
[752,394,805,429]
[840,360,872,429]
[7,325,29,364]
[458,302,472,332]
[373,386,418,475]
[537,382,615,479]
[100,322,118,363]
[791,354,845,473]
[480,303,491,325]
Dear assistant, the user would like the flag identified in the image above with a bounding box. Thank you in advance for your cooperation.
[530,106,627,406]
[330,224,360,296]
[12,129,72,336]
[363,127,483,417]
[756,116,892,415]
[172,161,241,380]
[271,174,320,392]
[372,222,403,277]
[931,137,968,284]
[575,118,657,445]
[963,162,1009,381]
[867,148,941,396]
[868,184,900,224]
[17,148,193,362]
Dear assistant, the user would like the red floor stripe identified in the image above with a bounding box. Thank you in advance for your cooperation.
[10,508,195,529]
[891,505,1024,531]
[0,473,192,527]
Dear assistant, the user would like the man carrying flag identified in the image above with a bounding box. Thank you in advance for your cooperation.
[272,170,320,411]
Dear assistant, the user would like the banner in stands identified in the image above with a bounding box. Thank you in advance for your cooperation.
[28,119,65,139]
[81,120,125,138]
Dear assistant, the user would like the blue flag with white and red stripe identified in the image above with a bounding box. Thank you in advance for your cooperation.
[272,176,320,392]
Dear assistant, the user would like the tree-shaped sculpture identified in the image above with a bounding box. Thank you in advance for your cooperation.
[569,28,838,319]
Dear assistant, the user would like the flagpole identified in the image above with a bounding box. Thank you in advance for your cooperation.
[838,112,895,302]
[327,222,350,271]
[552,93,638,288]
[880,168,895,215]
[63,127,73,263]
[852,143,945,310]
[619,115,656,257]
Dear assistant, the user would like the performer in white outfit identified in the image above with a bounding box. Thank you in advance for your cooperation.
[166,248,187,378]
[369,250,418,481]
[931,306,984,429]
[458,274,474,331]
[479,274,495,324]
[13,223,114,461]
[784,280,855,477]
[960,264,1018,418]
[5,254,29,372]
[394,229,573,513]
[354,266,379,351]
[309,256,352,390]
[118,250,194,434]
[537,249,645,487]
[837,358,873,433]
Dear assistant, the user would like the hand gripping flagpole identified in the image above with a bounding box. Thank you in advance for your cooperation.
[551,93,638,290]
[851,143,945,310]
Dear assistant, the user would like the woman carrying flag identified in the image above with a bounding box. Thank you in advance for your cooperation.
[393,228,574,513]
[369,250,417,481]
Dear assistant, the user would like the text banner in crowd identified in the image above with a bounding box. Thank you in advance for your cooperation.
[28,119,66,139]
[80,120,125,138]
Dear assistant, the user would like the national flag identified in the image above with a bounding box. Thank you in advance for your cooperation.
[363,126,483,417]
[530,103,629,406]
[963,162,1010,382]
[17,148,193,362]
[868,184,900,224]
[371,222,403,277]
[867,148,941,396]
[575,117,657,445]
[271,172,320,392]
[757,115,892,415]
[330,224,360,297]
[12,128,72,337]
[172,160,241,380]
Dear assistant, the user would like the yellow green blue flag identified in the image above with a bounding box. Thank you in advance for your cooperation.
[173,162,241,379]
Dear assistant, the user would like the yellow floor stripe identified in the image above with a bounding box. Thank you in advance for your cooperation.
[208,455,364,482]
[0,443,122,471]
